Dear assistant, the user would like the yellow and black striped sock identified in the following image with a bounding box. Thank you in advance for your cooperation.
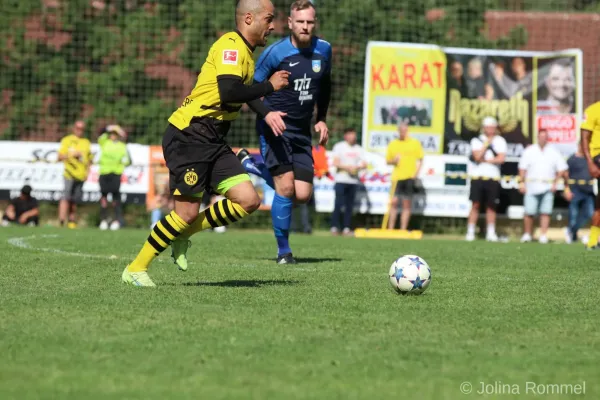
[128,211,189,272]
[184,198,249,237]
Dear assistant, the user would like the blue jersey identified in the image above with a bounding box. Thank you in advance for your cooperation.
[254,36,332,134]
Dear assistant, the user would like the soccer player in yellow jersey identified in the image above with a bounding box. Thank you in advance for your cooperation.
[122,0,290,287]
[580,101,600,249]
[385,121,424,230]
[57,120,92,228]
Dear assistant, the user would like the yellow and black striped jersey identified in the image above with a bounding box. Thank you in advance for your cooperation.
[168,31,255,130]
[58,134,92,181]
[582,101,600,158]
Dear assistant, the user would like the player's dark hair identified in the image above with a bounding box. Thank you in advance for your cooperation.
[343,128,356,135]
[290,0,315,13]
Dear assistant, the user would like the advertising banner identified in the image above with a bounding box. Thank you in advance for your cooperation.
[0,141,149,204]
[363,42,583,160]
[313,152,472,217]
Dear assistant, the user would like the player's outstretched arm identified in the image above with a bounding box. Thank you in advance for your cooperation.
[246,75,288,136]
[247,98,270,118]
[247,97,287,136]
[256,108,287,136]
[218,71,290,104]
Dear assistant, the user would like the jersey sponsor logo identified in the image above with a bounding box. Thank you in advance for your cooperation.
[293,73,313,105]
[222,50,238,65]
[289,61,300,67]
[312,59,321,73]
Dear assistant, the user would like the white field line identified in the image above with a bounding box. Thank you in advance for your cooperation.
[7,234,125,260]
[6,235,327,270]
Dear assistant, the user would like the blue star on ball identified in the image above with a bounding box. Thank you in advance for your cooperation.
[409,256,425,269]
[409,276,424,289]
[393,267,404,282]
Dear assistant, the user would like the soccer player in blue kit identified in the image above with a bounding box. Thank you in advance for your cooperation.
[238,0,332,264]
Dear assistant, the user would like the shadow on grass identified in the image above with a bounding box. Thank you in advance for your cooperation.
[181,279,301,288]
[262,257,343,264]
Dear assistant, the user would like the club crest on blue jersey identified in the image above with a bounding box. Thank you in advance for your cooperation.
[312,60,321,73]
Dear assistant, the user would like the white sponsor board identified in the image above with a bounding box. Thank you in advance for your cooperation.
[0,141,149,203]
[313,151,471,217]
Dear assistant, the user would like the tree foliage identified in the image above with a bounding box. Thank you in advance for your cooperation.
[1,0,526,143]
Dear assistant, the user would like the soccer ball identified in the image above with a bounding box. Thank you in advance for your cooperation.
[388,255,431,295]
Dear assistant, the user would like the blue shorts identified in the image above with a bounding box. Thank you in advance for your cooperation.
[524,191,554,216]
[257,120,314,183]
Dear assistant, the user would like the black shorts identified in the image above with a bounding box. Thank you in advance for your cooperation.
[99,173,121,197]
[393,179,415,199]
[162,120,246,197]
[257,119,314,183]
[469,179,500,210]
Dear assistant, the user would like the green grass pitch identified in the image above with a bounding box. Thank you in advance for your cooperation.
[0,226,598,399]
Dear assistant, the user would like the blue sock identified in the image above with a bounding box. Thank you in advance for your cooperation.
[241,158,274,189]
[271,193,293,256]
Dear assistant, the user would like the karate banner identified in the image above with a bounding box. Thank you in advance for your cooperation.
[363,41,583,159]
[363,42,447,155]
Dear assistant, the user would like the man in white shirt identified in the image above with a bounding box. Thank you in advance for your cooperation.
[518,129,568,243]
[466,117,507,241]
[330,128,367,235]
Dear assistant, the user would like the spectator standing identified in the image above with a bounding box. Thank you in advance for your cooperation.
[563,141,595,244]
[97,124,131,230]
[518,129,568,243]
[466,117,507,241]
[330,128,367,235]
[385,121,424,230]
[1,185,39,227]
[57,120,92,228]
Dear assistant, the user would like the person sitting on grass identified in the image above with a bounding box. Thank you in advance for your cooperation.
[1,185,40,227]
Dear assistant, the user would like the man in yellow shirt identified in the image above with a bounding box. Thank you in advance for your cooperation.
[57,120,92,228]
[580,100,600,249]
[385,121,424,230]
[122,0,290,287]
